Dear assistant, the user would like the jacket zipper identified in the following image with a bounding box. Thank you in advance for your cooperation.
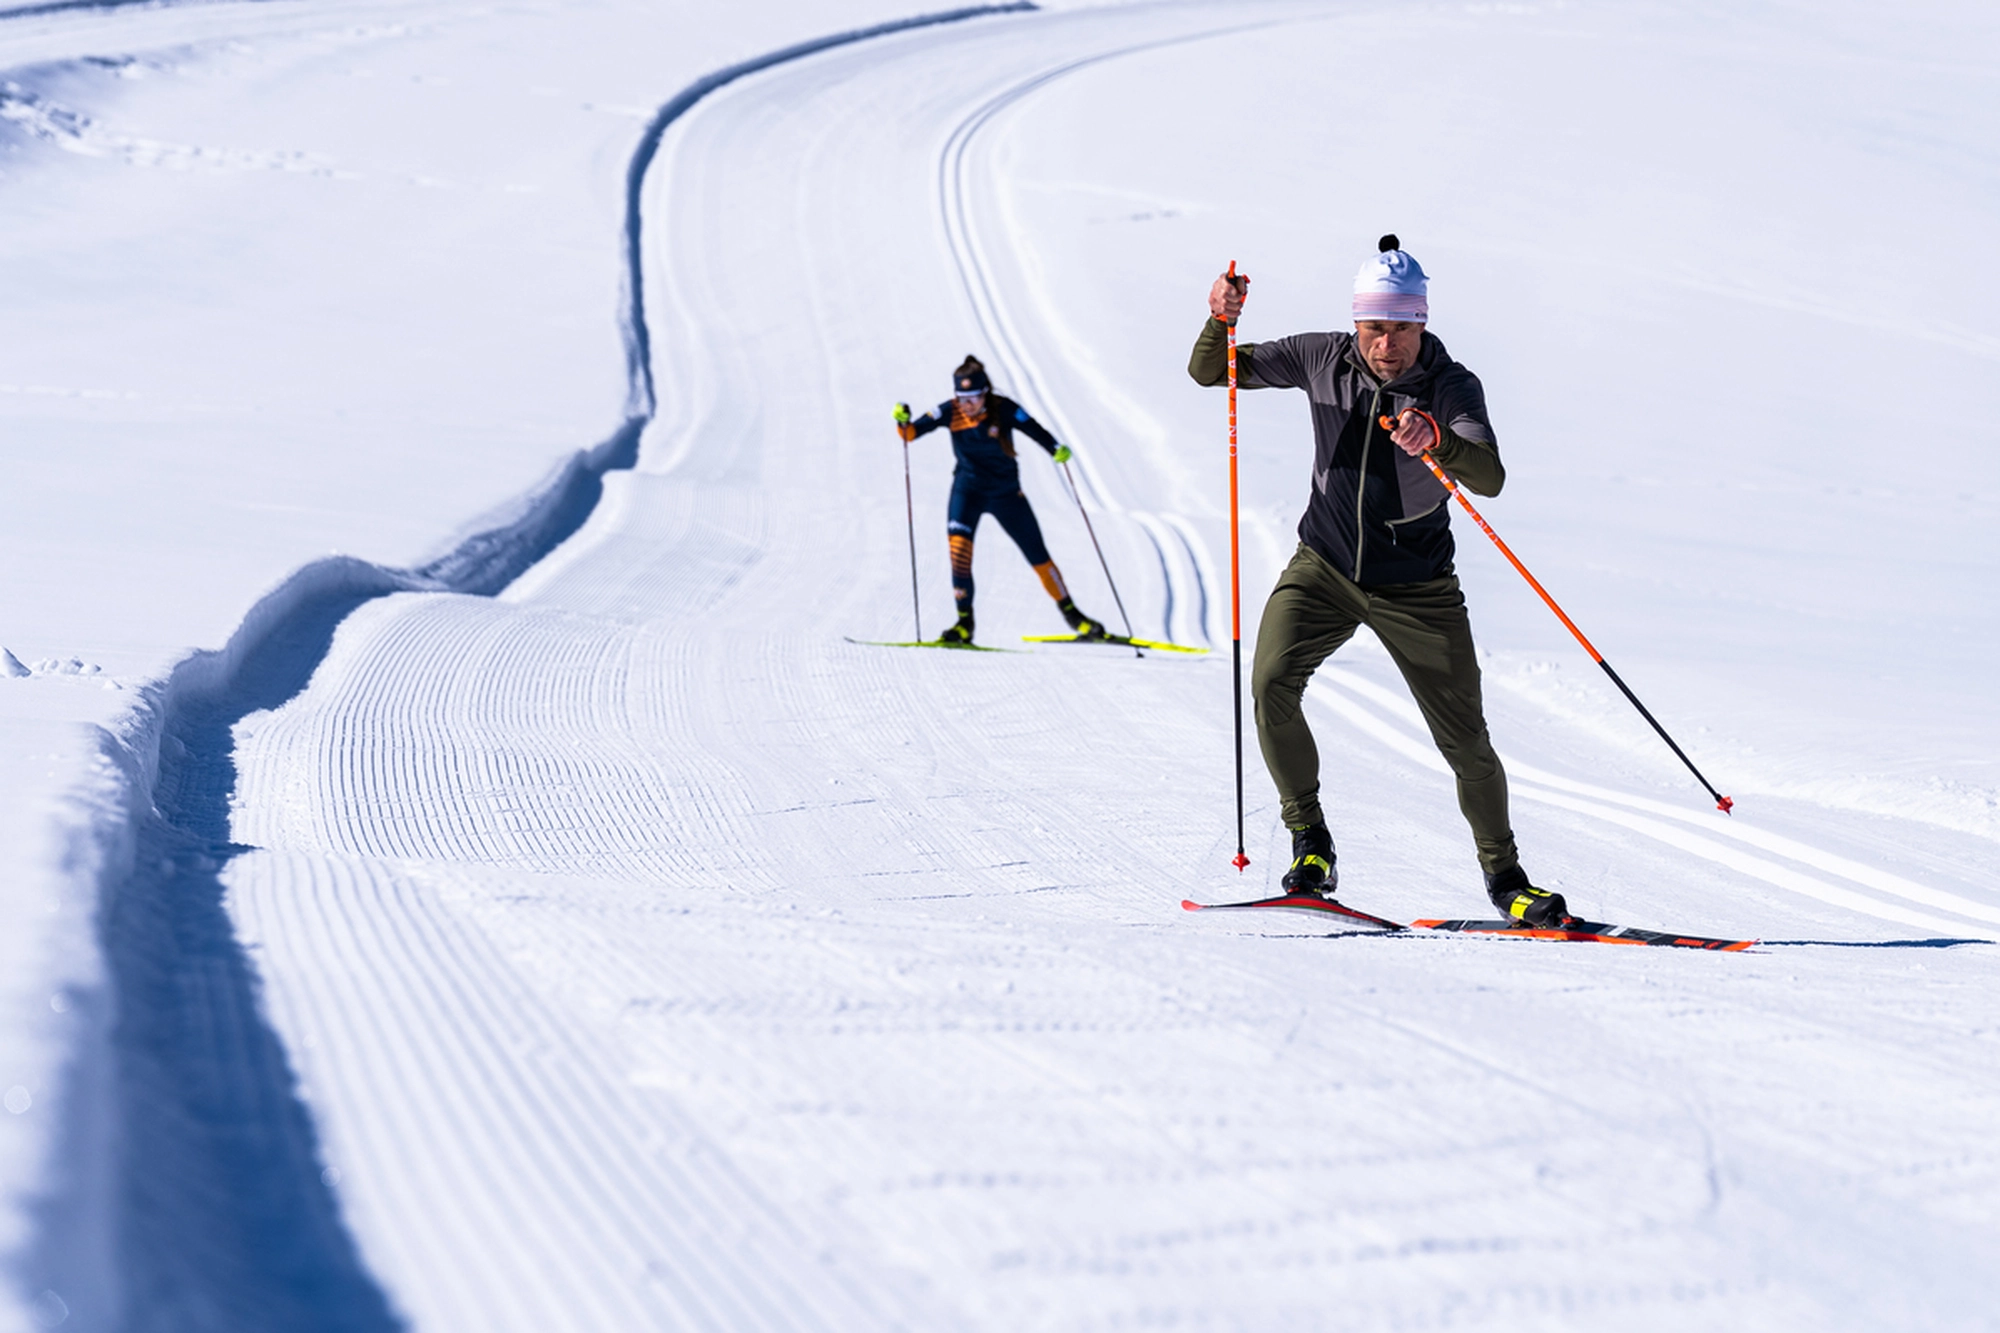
[1354,384,1384,580]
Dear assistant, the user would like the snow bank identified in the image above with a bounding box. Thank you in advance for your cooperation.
[0,2,1039,1323]
[4,452,642,1329]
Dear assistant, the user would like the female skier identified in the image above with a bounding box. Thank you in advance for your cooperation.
[894,355,1104,645]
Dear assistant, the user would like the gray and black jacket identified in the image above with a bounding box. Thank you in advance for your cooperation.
[1189,317,1504,587]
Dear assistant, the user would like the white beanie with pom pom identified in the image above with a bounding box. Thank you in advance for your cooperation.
[1352,234,1428,323]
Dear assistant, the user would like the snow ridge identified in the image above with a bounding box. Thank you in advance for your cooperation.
[32,4,1042,1326]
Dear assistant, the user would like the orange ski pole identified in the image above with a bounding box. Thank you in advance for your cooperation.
[1382,410,1734,815]
[1227,263,1250,869]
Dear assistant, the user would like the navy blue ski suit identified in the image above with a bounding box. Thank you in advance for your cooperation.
[901,393,1073,614]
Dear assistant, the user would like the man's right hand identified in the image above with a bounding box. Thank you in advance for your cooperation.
[1209,269,1249,325]
[892,402,911,424]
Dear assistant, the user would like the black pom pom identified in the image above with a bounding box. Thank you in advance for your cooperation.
[1378,234,1400,253]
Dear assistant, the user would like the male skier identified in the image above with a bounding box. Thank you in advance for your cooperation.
[1187,236,1568,927]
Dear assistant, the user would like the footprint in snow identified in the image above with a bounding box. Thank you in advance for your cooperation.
[2,651,119,687]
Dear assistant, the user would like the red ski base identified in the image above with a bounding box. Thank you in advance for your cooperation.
[1181,894,1403,932]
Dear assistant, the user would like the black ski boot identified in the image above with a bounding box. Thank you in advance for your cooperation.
[1484,864,1571,927]
[1058,598,1107,640]
[1280,823,1337,897]
[937,611,975,646]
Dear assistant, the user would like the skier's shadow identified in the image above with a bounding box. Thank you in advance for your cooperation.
[1759,938,1991,949]
[1313,933,1991,950]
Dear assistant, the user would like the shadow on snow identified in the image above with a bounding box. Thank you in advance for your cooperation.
[106,589,404,1332]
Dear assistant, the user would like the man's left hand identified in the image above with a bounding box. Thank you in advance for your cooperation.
[1389,409,1437,457]
[1052,444,1073,464]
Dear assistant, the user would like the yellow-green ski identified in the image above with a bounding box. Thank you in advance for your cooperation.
[1022,633,1207,654]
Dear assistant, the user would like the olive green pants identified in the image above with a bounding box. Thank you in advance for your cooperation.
[1251,543,1518,874]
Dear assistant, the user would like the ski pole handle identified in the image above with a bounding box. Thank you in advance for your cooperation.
[1220,260,1246,326]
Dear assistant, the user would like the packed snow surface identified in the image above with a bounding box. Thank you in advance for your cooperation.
[2,0,1998,1329]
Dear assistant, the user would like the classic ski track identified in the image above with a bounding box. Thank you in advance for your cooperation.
[227,850,852,1332]
[208,3,2000,1329]
[932,15,1279,650]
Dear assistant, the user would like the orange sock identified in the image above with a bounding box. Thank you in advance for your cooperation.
[1034,561,1069,601]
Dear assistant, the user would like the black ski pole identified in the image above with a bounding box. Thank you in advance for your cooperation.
[1059,458,1138,658]
[1384,408,1734,814]
[896,405,922,642]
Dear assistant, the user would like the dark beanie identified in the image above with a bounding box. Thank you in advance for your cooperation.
[953,355,990,394]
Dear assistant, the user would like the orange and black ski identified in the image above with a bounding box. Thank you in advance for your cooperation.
[1413,918,1755,951]
[1183,896,1755,950]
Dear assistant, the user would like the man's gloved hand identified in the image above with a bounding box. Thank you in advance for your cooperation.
[1052,444,1073,464]
[892,402,911,424]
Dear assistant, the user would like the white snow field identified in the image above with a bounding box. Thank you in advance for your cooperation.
[4,0,1999,1329]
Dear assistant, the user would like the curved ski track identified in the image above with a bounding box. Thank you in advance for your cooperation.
[207,4,2000,1331]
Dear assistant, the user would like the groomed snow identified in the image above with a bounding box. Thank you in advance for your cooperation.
[3,1,1997,1329]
